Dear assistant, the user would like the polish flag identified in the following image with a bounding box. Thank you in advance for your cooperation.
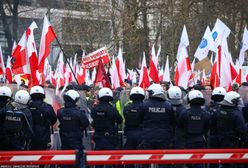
[12,32,28,74]
[115,48,125,86]
[139,52,150,88]
[0,45,6,75]
[201,69,207,86]
[38,15,56,73]
[110,56,120,89]
[26,21,39,86]
[77,66,86,85]
[55,52,65,95]
[174,25,192,89]
[149,44,159,83]
[6,56,12,83]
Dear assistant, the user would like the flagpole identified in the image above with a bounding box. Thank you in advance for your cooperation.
[54,36,79,85]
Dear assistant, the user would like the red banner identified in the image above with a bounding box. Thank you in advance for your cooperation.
[82,47,110,69]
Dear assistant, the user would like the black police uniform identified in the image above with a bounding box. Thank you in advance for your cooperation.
[214,105,248,148]
[29,99,57,150]
[172,104,186,149]
[123,100,143,149]
[0,97,11,150]
[1,105,33,150]
[178,105,210,149]
[138,98,174,149]
[91,101,123,150]
[208,101,221,149]
[58,101,89,150]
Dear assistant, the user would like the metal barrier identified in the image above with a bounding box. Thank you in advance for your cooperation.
[0,150,77,165]
[1,149,248,166]
[86,149,248,165]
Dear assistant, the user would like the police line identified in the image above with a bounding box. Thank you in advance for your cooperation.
[1,149,248,165]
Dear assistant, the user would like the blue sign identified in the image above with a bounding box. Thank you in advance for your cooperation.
[212,31,218,41]
[199,38,208,49]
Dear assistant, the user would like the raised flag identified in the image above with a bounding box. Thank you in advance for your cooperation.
[110,56,120,89]
[139,52,150,88]
[94,58,111,88]
[194,26,215,61]
[149,44,159,83]
[239,27,248,65]
[38,15,56,73]
[163,56,170,82]
[116,48,125,86]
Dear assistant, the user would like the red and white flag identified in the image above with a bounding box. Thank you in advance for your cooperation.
[174,25,192,89]
[110,56,120,89]
[26,21,39,86]
[149,44,159,83]
[6,56,12,83]
[38,15,56,73]
[116,48,125,86]
[139,52,150,88]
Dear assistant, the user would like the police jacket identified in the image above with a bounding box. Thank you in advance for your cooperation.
[138,97,174,142]
[208,101,221,136]
[178,105,210,143]
[28,99,57,144]
[57,101,89,145]
[213,105,248,141]
[123,100,143,132]
[1,103,33,143]
[91,101,123,135]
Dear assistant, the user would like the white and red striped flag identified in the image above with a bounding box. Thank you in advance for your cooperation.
[38,15,56,73]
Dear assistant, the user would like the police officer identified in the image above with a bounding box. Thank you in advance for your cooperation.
[0,86,12,150]
[178,90,210,168]
[29,85,57,150]
[207,87,226,168]
[215,91,248,148]
[213,91,248,168]
[208,87,226,148]
[1,90,33,150]
[167,86,186,150]
[91,87,123,151]
[138,84,174,150]
[178,90,210,148]
[123,86,144,150]
[57,89,89,168]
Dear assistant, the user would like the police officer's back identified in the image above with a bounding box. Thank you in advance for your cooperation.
[138,84,174,149]
[29,85,57,150]
[1,90,33,150]
[214,91,248,148]
[207,87,226,149]
[0,86,12,150]
[58,89,89,150]
[91,87,123,150]
[167,86,186,149]
[178,90,210,149]
[123,86,144,149]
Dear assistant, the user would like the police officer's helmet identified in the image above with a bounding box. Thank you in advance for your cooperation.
[221,91,240,106]
[211,87,226,102]
[130,86,145,100]
[188,90,205,105]
[15,90,30,105]
[98,87,113,102]
[30,85,45,99]
[63,89,80,103]
[147,84,165,100]
[167,86,182,105]
[0,86,12,98]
